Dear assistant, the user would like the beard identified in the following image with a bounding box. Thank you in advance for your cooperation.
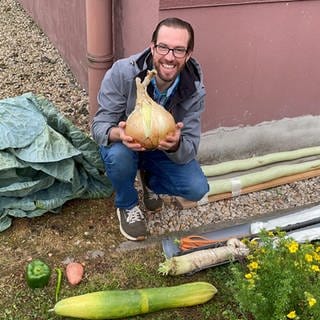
[153,58,186,83]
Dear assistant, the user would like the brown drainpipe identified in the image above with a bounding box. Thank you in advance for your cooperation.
[85,0,114,120]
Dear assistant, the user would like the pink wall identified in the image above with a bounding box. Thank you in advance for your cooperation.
[158,1,320,131]
[113,0,160,59]
[17,0,320,133]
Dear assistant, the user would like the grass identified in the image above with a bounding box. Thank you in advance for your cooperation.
[0,197,242,320]
[1,265,238,320]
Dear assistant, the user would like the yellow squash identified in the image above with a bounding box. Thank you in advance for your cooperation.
[51,282,217,319]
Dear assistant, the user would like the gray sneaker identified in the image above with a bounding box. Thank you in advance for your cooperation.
[116,206,147,241]
[139,171,163,212]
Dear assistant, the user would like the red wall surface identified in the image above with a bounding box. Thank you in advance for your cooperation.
[159,0,320,131]
[18,0,320,133]
[115,0,320,132]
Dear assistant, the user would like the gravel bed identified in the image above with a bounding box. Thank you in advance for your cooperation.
[2,0,320,237]
[0,0,90,132]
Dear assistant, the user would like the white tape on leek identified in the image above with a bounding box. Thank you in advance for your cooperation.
[231,178,242,197]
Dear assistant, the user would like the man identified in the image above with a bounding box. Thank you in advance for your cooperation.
[91,17,209,241]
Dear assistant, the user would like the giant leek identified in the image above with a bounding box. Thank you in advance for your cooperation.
[208,158,320,196]
[202,146,320,177]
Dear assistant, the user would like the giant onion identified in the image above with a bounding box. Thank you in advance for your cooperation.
[125,69,176,149]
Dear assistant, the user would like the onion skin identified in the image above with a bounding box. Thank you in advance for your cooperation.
[125,70,176,150]
[125,102,176,149]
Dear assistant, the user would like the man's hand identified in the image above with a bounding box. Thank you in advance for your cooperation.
[109,121,183,152]
[110,121,146,151]
[158,122,183,152]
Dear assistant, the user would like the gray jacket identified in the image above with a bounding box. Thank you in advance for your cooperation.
[91,48,206,164]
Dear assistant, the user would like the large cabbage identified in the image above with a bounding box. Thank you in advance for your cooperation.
[0,93,113,231]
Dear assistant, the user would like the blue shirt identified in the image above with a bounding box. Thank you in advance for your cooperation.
[151,74,180,108]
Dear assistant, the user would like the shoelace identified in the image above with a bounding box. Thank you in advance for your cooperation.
[126,207,144,224]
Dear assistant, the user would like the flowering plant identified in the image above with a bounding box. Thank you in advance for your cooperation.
[228,229,320,320]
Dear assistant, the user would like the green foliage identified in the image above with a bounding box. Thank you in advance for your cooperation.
[228,230,320,320]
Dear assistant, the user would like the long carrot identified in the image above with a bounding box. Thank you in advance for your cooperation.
[179,235,230,251]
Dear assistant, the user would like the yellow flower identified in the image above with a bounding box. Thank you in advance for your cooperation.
[313,252,320,261]
[268,231,274,237]
[304,253,313,262]
[248,261,259,270]
[308,297,317,307]
[260,247,266,254]
[245,273,252,279]
[311,264,320,272]
[315,246,320,253]
[241,238,250,246]
[287,310,297,319]
[305,292,317,307]
[250,239,259,247]
[287,241,299,253]
[305,253,313,262]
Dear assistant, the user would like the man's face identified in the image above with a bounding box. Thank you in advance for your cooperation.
[151,25,192,84]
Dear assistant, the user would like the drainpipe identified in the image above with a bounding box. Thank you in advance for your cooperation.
[85,0,114,120]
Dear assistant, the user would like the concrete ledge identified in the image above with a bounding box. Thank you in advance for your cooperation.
[198,115,320,164]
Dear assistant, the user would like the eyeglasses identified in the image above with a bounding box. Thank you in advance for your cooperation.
[154,44,188,58]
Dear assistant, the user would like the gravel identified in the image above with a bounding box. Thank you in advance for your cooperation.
[2,0,320,237]
[0,0,90,132]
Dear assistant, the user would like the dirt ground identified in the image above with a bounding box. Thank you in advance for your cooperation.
[0,196,130,283]
[0,198,128,311]
[1,196,223,320]
[0,197,161,309]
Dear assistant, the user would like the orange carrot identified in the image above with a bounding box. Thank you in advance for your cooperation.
[66,262,84,285]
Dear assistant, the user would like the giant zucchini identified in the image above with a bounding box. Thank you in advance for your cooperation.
[51,281,217,319]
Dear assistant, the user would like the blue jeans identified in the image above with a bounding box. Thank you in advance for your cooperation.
[99,143,209,209]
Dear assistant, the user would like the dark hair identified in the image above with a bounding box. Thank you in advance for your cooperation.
[151,17,194,52]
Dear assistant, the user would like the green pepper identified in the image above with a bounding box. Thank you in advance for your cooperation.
[26,259,51,289]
